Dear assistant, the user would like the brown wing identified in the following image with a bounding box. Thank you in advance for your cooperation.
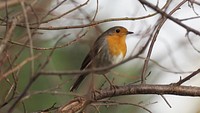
[70,34,107,92]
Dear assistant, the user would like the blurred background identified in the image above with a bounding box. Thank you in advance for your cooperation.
[0,0,200,113]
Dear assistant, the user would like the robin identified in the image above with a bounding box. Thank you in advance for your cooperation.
[70,26,133,92]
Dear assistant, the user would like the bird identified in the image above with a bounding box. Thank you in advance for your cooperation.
[70,26,133,92]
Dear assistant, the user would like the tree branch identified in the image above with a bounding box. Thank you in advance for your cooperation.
[139,0,200,36]
[59,84,200,113]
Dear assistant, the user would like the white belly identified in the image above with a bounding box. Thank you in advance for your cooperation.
[112,52,124,64]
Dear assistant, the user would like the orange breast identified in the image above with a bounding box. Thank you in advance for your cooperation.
[106,35,127,58]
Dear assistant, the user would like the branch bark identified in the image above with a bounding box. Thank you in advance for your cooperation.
[139,0,200,36]
[58,84,200,113]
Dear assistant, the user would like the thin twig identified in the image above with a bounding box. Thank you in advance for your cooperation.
[139,0,200,36]
[0,53,41,82]
[160,94,172,108]
[3,15,156,30]
[0,32,88,50]
[20,0,35,76]
[32,0,89,25]
[186,35,200,53]
[0,18,17,55]
[8,33,71,113]
[140,0,187,83]
[173,68,200,86]
[95,100,152,113]
[0,0,19,10]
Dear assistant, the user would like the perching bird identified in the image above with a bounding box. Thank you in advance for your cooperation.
[70,26,133,92]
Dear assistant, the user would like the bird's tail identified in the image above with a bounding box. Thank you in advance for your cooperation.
[70,74,87,92]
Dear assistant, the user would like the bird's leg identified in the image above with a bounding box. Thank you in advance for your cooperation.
[89,74,101,95]
[103,74,118,90]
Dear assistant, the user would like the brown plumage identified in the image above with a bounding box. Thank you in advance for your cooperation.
[70,26,133,92]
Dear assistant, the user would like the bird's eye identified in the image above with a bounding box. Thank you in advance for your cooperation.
[115,29,120,33]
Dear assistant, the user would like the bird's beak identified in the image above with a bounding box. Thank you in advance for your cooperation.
[127,31,134,34]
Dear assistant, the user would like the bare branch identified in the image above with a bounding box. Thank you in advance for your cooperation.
[59,84,200,113]
[0,18,17,55]
[0,53,41,82]
[139,0,200,36]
